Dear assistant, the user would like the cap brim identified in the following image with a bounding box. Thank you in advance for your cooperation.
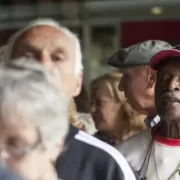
[107,50,146,68]
[150,49,180,70]
[107,50,125,67]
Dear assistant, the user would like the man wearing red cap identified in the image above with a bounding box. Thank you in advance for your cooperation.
[117,46,180,180]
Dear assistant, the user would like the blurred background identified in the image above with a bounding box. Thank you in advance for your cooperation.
[0,0,180,88]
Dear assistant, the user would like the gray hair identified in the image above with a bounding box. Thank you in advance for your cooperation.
[0,57,69,150]
[4,18,83,76]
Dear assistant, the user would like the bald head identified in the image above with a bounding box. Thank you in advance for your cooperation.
[6,19,83,98]
[11,25,76,71]
[6,19,83,74]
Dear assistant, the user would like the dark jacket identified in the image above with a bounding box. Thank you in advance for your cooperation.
[55,125,137,180]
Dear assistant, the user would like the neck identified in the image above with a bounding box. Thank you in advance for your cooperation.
[147,106,156,116]
[144,95,156,116]
[160,120,180,139]
[105,128,123,141]
[107,131,120,140]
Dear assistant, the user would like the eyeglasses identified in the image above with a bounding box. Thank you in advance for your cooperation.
[0,128,42,160]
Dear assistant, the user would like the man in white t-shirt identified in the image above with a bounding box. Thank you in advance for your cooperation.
[117,46,180,180]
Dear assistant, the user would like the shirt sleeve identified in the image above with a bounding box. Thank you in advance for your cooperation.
[101,149,138,180]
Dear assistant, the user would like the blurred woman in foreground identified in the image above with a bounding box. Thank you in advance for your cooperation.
[91,73,146,146]
[0,57,69,180]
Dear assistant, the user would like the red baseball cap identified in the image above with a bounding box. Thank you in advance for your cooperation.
[150,48,180,70]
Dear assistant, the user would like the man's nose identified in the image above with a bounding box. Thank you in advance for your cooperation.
[39,50,54,71]
[168,76,180,91]
[90,103,97,114]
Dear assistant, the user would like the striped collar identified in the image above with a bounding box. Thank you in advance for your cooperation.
[152,125,180,146]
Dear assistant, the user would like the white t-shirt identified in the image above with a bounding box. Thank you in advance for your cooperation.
[117,128,180,180]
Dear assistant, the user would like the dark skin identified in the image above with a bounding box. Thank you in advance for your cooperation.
[155,58,180,138]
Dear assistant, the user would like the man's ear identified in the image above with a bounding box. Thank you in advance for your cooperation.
[73,72,83,97]
[147,68,156,88]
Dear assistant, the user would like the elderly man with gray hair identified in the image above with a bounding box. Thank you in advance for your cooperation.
[2,18,96,134]
[0,18,137,180]
[0,56,69,180]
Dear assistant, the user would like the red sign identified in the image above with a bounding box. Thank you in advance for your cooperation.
[121,20,180,47]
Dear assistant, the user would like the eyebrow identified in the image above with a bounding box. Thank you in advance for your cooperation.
[53,47,66,54]
[21,43,39,52]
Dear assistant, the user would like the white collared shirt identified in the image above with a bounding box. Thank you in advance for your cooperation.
[117,129,180,180]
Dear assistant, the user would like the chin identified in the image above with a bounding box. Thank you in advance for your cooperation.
[128,101,137,110]
[159,112,180,122]
[130,103,146,115]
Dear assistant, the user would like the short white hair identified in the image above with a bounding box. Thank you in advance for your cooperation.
[0,57,69,151]
[4,18,83,75]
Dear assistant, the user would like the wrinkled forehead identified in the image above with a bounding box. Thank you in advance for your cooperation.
[157,58,180,74]
[121,66,147,76]
[0,111,37,139]
[17,25,66,40]
[11,25,75,57]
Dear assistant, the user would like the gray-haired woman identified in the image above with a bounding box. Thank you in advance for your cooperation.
[0,57,69,180]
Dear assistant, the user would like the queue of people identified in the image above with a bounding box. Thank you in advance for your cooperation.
[0,18,179,180]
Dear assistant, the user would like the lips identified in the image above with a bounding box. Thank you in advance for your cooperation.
[160,94,180,108]
[160,92,180,101]
[170,98,180,103]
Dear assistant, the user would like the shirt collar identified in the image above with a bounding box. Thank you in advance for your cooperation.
[152,125,180,146]
[144,115,160,128]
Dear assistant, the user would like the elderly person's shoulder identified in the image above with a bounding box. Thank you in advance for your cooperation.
[56,125,137,180]
[116,129,152,170]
